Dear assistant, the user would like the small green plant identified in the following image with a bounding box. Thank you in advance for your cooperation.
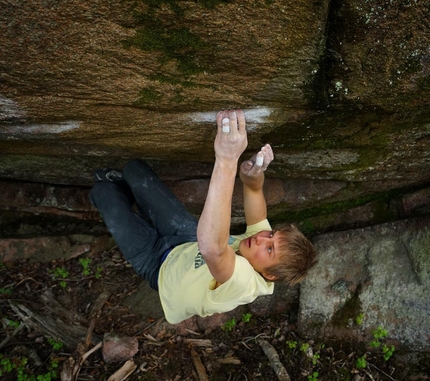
[0,286,13,296]
[0,355,13,374]
[221,318,236,332]
[0,354,59,380]
[79,258,92,276]
[356,354,367,369]
[95,266,103,279]
[300,342,310,352]
[308,371,319,381]
[241,313,252,323]
[368,325,395,361]
[6,318,20,328]
[48,338,63,351]
[286,340,297,349]
[370,326,388,348]
[355,313,365,325]
[312,353,320,365]
[382,344,395,361]
[51,267,69,289]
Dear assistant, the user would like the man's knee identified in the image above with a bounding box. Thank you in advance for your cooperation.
[89,181,117,207]
[123,159,154,184]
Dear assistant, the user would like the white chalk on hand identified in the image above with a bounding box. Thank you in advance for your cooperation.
[222,118,230,133]
[256,153,264,166]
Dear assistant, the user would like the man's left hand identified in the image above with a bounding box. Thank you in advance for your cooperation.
[240,144,274,179]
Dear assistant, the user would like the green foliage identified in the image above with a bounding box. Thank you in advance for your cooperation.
[372,326,388,340]
[241,313,252,323]
[356,354,367,369]
[355,313,365,325]
[312,353,320,365]
[0,354,59,380]
[79,257,92,276]
[0,355,13,374]
[221,318,236,332]
[52,267,68,279]
[48,338,63,351]
[51,267,69,289]
[308,371,319,381]
[300,342,310,352]
[0,286,13,296]
[382,344,395,361]
[370,326,388,348]
[95,266,103,279]
[6,318,20,328]
[286,340,297,349]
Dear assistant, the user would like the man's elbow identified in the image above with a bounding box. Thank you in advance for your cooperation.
[197,236,226,258]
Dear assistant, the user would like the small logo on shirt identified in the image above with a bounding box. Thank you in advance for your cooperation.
[195,236,236,269]
[195,252,206,269]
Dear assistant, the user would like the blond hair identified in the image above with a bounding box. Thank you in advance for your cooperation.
[265,224,317,285]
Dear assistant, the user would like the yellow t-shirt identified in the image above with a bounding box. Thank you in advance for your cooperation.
[158,220,275,324]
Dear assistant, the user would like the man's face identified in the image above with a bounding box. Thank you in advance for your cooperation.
[238,230,281,280]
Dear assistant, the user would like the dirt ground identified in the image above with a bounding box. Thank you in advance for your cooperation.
[1,246,429,381]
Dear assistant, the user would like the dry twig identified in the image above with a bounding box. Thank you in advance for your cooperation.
[107,359,137,381]
[190,347,209,381]
[183,338,212,347]
[257,339,291,381]
[0,322,25,351]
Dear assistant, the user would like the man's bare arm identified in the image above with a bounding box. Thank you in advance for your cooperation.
[196,109,248,284]
[239,144,274,226]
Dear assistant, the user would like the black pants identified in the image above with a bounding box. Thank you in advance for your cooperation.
[89,160,197,290]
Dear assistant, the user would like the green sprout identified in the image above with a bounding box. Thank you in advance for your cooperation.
[95,266,103,279]
[79,258,92,276]
[308,371,319,381]
[221,318,236,332]
[312,353,320,365]
[51,267,69,289]
[48,338,63,351]
[300,342,310,352]
[370,326,388,348]
[241,313,252,323]
[6,319,20,329]
[355,313,365,325]
[372,326,388,340]
[286,340,297,349]
[356,354,367,369]
[0,354,60,380]
[0,287,13,296]
[382,344,395,361]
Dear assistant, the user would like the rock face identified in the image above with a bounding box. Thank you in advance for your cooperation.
[1,0,429,198]
[298,216,430,351]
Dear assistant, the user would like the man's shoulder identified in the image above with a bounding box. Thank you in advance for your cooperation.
[245,219,272,234]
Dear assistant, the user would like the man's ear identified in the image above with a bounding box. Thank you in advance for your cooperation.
[262,272,278,281]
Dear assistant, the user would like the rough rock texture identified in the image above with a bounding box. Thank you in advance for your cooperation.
[0,0,429,203]
[298,216,430,351]
[102,333,139,363]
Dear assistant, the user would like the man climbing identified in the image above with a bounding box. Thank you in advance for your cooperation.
[90,109,317,324]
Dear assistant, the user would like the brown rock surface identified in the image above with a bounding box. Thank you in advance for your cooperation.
[0,0,430,232]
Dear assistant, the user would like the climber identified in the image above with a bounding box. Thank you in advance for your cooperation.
[89,109,317,324]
